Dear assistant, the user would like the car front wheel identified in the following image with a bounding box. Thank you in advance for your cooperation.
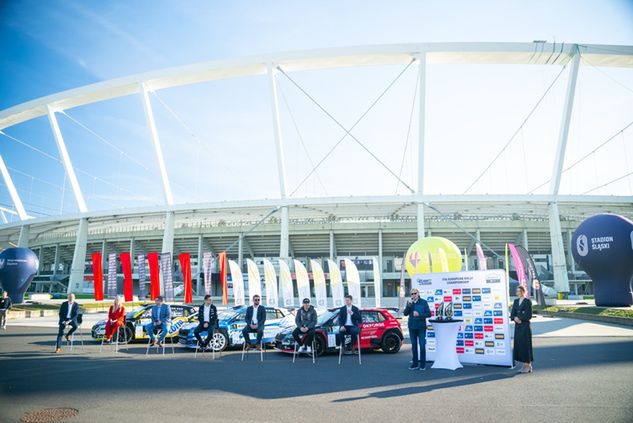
[209,330,229,352]
[380,331,402,354]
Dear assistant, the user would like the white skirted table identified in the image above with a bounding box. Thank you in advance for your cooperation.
[429,319,463,370]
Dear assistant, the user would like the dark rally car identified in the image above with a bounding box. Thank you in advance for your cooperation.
[275,307,404,357]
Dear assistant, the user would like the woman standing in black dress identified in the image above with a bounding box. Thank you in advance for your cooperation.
[510,285,533,373]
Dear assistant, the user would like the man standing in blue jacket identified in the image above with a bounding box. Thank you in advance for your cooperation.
[403,288,431,370]
[144,296,172,347]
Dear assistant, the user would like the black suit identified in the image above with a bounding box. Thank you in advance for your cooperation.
[242,305,267,345]
[0,296,11,328]
[56,301,80,348]
[194,304,218,347]
[337,305,361,349]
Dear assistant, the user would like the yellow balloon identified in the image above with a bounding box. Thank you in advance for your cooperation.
[405,236,462,277]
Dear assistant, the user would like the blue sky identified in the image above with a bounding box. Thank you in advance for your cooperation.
[1,0,632,219]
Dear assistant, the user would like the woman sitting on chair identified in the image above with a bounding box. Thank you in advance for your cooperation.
[105,296,125,342]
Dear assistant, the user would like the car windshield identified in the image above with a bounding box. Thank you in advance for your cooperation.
[127,306,148,319]
[317,310,337,325]
[217,311,237,321]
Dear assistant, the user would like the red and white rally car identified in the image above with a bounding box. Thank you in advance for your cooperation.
[274,307,404,356]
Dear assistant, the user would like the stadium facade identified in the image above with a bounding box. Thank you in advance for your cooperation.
[0,42,632,300]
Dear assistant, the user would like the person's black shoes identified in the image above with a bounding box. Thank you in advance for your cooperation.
[408,364,419,370]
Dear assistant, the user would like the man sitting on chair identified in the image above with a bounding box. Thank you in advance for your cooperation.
[194,294,218,349]
[55,293,79,353]
[338,295,361,355]
[242,295,266,350]
[144,296,172,347]
[292,298,317,353]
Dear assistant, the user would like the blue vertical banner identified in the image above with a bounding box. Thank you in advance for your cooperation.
[160,253,174,302]
[107,252,117,299]
[137,253,147,299]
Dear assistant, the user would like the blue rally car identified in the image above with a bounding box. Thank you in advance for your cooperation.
[177,305,292,352]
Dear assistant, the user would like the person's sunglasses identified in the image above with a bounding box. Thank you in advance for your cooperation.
[254,299,260,302]
[410,292,418,296]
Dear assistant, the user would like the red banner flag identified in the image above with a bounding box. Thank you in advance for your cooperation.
[148,252,160,300]
[120,252,133,302]
[179,253,193,304]
[219,251,228,305]
[92,252,104,301]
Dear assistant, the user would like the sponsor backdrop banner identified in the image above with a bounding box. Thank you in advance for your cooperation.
[137,254,147,299]
[228,259,245,306]
[160,253,174,302]
[120,252,134,302]
[179,253,193,303]
[107,252,117,299]
[327,259,345,307]
[310,260,328,309]
[147,252,160,300]
[263,259,279,307]
[279,259,295,307]
[412,269,512,367]
[344,259,362,308]
[92,252,104,301]
[246,259,262,299]
[203,252,214,296]
[372,257,382,308]
[293,260,311,302]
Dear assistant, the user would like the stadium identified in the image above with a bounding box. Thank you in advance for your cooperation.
[1,42,632,302]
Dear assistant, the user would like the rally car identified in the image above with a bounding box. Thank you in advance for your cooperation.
[178,305,292,352]
[91,304,196,343]
[275,308,403,357]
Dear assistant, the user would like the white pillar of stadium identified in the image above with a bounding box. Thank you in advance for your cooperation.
[53,244,60,277]
[522,229,529,250]
[267,63,290,260]
[47,105,90,293]
[47,106,88,213]
[0,155,28,220]
[567,229,576,272]
[548,46,580,293]
[17,224,29,247]
[68,218,88,294]
[378,229,383,274]
[140,83,174,206]
[415,53,427,239]
[238,234,244,269]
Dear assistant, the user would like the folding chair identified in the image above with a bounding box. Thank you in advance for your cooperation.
[338,332,361,365]
[241,333,265,362]
[66,314,84,352]
[292,334,316,364]
[145,326,175,356]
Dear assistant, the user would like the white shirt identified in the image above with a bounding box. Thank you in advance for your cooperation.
[251,305,259,325]
[345,305,353,326]
[203,304,211,322]
[66,302,73,319]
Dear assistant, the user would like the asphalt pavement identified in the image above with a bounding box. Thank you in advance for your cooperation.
[0,318,632,423]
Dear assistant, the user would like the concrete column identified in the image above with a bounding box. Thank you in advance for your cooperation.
[548,203,570,292]
[567,229,576,273]
[522,229,529,250]
[378,229,383,274]
[160,211,175,294]
[68,218,88,294]
[17,225,29,247]
[329,230,336,261]
[238,234,244,270]
[280,206,289,259]
[52,244,60,277]
[416,203,425,239]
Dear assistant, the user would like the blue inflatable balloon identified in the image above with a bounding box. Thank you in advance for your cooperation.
[572,214,633,307]
[0,248,39,304]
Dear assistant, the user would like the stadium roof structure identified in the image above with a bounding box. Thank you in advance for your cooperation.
[0,42,632,295]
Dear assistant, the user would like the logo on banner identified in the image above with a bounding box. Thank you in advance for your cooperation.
[576,234,589,256]
[160,253,174,302]
[137,254,146,299]
[203,252,214,296]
